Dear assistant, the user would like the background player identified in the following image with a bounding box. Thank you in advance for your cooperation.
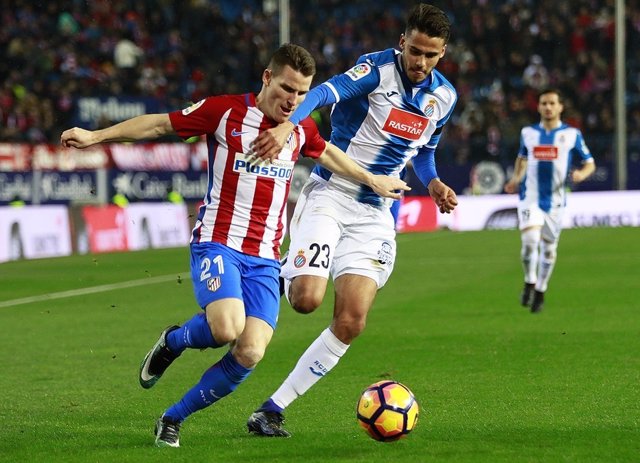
[61,43,408,447]
[504,88,595,312]
[246,4,458,437]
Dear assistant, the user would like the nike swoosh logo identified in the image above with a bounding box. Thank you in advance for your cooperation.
[309,367,325,377]
[386,91,399,97]
[231,129,247,137]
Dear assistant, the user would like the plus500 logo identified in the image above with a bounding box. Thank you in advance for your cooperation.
[233,155,294,180]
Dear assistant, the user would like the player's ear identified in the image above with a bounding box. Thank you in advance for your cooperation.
[399,34,406,51]
[263,69,272,86]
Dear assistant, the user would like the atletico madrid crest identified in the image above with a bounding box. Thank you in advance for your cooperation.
[207,276,221,292]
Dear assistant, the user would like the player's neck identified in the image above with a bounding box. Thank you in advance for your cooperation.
[540,119,561,132]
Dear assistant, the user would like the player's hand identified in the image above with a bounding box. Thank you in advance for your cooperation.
[60,127,96,149]
[504,179,519,194]
[369,176,411,199]
[428,179,458,214]
[570,170,585,183]
[249,122,294,162]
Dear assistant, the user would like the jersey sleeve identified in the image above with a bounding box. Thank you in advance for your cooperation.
[298,117,327,159]
[168,97,228,139]
[289,55,380,125]
[517,129,528,159]
[574,130,594,162]
[412,146,439,187]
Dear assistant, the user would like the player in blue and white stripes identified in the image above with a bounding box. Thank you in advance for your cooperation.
[247,3,458,437]
[504,88,595,313]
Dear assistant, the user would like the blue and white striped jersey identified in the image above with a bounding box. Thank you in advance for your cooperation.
[290,48,457,207]
[517,122,594,211]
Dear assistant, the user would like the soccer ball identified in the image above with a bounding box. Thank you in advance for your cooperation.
[356,380,419,442]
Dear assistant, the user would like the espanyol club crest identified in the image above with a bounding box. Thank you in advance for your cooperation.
[424,99,436,117]
[207,276,221,292]
[293,250,307,268]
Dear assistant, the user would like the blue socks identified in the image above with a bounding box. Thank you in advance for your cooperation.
[164,351,252,423]
[258,398,284,414]
[166,313,220,355]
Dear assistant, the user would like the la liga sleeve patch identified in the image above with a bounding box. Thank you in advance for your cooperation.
[345,63,372,81]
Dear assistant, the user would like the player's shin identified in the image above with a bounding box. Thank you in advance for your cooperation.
[164,351,252,422]
[536,240,558,292]
[520,228,540,284]
[269,328,349,410]
[166,312,222,354]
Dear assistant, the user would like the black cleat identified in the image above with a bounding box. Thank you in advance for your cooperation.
[531,290,545,313]
[139,325,180,389]
[154,415,181,448]
[520,283,535,307]
[247,411,291,437]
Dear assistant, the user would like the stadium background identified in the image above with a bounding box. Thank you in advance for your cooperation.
[1,3,639,461]
[1,0,640,260]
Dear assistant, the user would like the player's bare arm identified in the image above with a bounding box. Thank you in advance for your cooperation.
[570,160,596,183]
[61,114,174,149]
[317,142,411,199]
[428,178,458,214]
[504,156,528,193]
[249,121,295,161]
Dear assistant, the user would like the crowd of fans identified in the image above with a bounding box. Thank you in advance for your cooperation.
[2,0,639,167]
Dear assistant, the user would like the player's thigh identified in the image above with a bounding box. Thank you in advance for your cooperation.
[205,298,246,343]
[331,274,378,341]
[333,273,378,318]
[542,207,563,243]
[239,254,280,329]
[333,208,396,288]
[191,242,245,307]
[517,203,545,230]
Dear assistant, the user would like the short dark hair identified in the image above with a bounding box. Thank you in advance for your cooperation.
[538,88,563,103]
[405,4,451,43]
[268,43,316,77]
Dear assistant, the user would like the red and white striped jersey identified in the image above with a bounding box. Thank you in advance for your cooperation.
[169,93,326,260]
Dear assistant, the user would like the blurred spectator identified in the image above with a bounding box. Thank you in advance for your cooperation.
[114,29,144,94]
[0,0,637,169]
[522,55,549,90]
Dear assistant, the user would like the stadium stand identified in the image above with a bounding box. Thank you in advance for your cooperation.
[2,0,639,169]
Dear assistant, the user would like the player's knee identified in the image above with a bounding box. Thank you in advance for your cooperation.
[521,228,540,259]
[232,344,265,368]
[541,240,558,260]
[290,287,323,314]
[209,317,244,345]
[333,316,366,344]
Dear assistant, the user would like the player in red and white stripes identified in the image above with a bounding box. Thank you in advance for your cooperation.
[61,43,408,448]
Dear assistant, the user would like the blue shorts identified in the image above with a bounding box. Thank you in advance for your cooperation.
[190,242,281,330]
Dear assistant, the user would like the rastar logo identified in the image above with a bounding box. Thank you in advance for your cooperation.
[533,145,558,160]
[382,108,429,141]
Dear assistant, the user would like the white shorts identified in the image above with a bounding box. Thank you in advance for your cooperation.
[281,179,396,288]
[517,202,563,243]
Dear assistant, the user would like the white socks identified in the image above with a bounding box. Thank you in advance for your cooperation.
[537,240,558,292]
[521,228,540,284]
[270,328,349,410]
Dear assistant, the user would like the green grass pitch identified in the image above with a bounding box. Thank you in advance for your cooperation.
[0,227,638,462]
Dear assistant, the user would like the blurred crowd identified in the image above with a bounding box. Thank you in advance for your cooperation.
[2,0,640,166]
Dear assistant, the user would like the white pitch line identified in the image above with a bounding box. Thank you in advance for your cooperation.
[0,273,191,308]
